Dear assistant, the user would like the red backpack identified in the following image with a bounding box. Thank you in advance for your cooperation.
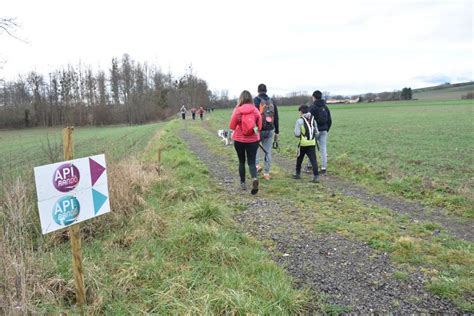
[240,111,257,136]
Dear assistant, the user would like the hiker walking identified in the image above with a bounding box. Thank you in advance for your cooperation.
[180,105,187,120]
[309,90,332,175]
[253,83,279,180]
[191,107,196,120]
[293,105,320,183]
[229,90,262,195]
[198,106,205,120]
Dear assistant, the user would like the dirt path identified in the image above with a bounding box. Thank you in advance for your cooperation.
[179,127,459,314]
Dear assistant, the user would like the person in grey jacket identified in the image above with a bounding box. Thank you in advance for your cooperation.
[253,83,279,180]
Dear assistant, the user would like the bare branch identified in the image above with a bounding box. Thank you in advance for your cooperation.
[0,17,28,43]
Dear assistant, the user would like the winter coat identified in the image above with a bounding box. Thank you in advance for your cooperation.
[229,103,262,143]
[309,99,332,132]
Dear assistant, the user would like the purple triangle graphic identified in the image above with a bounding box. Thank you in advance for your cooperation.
[89,158,105,186]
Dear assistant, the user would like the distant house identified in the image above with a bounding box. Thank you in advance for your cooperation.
[326,97,360,104]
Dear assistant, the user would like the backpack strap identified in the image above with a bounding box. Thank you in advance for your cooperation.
[302,116,314,140]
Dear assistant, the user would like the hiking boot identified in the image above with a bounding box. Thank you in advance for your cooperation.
[311,175,320,183]
[251,179,259,195]
[240,182,247,190]
[263,173,270,180]
[292,173,301,179]
[321,169,327,176]
[256,165,263,173]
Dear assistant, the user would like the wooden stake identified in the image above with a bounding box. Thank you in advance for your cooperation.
[63,127,86,309]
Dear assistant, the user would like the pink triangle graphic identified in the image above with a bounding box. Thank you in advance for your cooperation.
[89,158,106,186]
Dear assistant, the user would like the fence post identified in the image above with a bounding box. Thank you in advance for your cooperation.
[63,127,86,310]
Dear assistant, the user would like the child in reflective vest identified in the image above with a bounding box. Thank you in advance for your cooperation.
[293,105,320,183]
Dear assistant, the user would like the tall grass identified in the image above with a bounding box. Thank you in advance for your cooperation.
[1,156,167,312]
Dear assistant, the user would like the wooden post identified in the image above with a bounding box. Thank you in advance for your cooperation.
[63,127,86,309]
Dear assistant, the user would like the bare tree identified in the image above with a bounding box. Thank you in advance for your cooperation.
[0,17,27,43]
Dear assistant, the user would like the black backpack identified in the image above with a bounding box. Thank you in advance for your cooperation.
[314,105,329,127]
[258,97,275,130]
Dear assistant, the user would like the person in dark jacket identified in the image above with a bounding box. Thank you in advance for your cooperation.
[253,83,279,180]
[309,90,332,175]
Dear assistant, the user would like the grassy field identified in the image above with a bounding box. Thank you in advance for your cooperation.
[209,99,474,217]
[1,116,472,313]
[0,123,163,184]
[413,83,474,100]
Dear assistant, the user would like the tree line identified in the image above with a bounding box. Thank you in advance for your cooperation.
[0,54,227,129]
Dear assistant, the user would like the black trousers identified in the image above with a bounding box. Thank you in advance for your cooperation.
[296,145,319,176]
[233,140,259,182]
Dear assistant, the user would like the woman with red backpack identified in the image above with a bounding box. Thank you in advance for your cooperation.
[229,90,262,195]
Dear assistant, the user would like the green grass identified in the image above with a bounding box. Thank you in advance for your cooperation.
[0,123,163,183]
[209,99,474,217]
[190,117,473,312]
[33,120,309,314]
[413,83,474,100]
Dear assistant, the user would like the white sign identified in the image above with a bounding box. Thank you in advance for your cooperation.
[34,154,110,234]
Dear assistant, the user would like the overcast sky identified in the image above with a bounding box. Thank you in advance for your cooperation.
[1,0,473,97]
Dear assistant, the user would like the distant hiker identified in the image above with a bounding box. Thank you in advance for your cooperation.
[293,105,320,183]
[180,105,187,120]
[309,90,332,175]
[191,107,196,120]
[198,106,205,120]
[253,83,279,180]
[229,90,262,195]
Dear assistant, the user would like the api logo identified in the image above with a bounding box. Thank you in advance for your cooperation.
[53,195,80,226]
[53,163,80,192]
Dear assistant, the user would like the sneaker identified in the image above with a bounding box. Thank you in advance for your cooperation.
[256,165,263,173]
[292,173,301,179]
[321,169,327,176]
[311,175,320,183]
[240,182,247,190]
[263,173,270,180]
[251,179,259,195]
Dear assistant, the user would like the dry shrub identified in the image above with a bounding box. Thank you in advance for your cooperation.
[77,158,166,240]
[108,157,162,217]
[1,157,165,312]
[0,178,41,313]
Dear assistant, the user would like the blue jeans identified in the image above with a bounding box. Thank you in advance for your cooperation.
[256,130,274,174]
[317,131,328,170]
